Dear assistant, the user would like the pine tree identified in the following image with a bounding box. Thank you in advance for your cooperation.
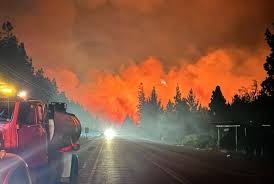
[0,20,95,129]
[148,87,157,106]
[174,84,182,107]
[0,21,34,92]
[173,84,188,114]
[259,24,274,125]
[166,99,174,113]
[2,21,13,36]
[0,21,13,39]
[186,89,199,112]
[137,83,146,120]
[261,25,274,96]
[147,86,162,114]
[209,85,228,121]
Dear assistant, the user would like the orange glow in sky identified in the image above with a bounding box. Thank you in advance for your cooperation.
[46,48,267,123]
[2,0,272,123]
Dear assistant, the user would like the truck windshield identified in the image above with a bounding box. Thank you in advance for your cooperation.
[0,98,15,123]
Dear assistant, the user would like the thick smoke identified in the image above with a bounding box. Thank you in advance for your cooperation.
[46,48,267,123]
[0,0,272,123]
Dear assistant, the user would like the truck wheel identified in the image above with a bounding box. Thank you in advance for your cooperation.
[70,154,79,184]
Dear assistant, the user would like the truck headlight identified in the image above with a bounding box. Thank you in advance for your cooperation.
[104,128,116,140]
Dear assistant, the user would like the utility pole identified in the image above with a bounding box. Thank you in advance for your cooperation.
[217,127,220,149]
[235,126,238,152]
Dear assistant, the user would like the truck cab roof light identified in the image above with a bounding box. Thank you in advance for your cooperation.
[0,87,15,96]
[17,90,27,99]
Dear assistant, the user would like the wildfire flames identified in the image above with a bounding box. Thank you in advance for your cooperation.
[46,48,267,123]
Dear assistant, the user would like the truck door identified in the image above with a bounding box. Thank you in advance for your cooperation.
[17,102,48,168]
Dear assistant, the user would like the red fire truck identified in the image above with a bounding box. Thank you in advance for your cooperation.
[0,85,81,184]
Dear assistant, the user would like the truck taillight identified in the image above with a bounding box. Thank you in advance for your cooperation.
[59,144,80,152]
[59,145,72,153]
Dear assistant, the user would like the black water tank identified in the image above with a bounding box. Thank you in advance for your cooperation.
[48,110,81,149]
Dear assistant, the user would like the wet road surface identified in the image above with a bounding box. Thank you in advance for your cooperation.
[78,138,274,184]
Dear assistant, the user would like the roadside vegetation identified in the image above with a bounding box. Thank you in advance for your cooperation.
[121,23,274,159]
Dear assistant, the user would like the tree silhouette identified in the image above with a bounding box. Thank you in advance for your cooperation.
[174,84,188,115]
[1,21,13,38]
[166,99,174,113]
[0,22,34,94]
[186,89,199,112]
[209,85,228,121]
[0,21,94,128]
[174,84,182,107]
[146,86,162,115]
[137,83,146,121]
[231,94,250,123]
[258,24,274,126]
[261,25,274,96]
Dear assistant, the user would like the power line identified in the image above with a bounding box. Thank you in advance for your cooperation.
[0,63,56,99]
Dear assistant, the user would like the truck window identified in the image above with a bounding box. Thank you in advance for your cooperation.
[18,103,37,125]
[0,98,15,123]
[36,105,43,124]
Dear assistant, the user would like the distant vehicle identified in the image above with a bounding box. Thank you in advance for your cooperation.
[0,84,82,183]
[0,151,32,184]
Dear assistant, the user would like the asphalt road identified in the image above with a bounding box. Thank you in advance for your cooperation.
[78,137,274,184]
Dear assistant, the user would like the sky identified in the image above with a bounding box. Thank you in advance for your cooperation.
[0,0,274,123]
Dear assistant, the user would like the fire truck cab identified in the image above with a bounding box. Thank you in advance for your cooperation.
[0,97,49,167]
[0,87,81,184]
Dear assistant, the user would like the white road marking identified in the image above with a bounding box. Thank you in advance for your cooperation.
[88,142,103,182]
[148,158,189,184]
[132,141,192,184]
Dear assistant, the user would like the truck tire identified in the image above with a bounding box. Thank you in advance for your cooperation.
[69,154,79,184]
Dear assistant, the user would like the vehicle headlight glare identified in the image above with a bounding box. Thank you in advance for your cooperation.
[104,128,116,140]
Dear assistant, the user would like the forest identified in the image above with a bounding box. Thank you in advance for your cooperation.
[1,21,274,159]
[0,21,96,129]
[121,23,274,159]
